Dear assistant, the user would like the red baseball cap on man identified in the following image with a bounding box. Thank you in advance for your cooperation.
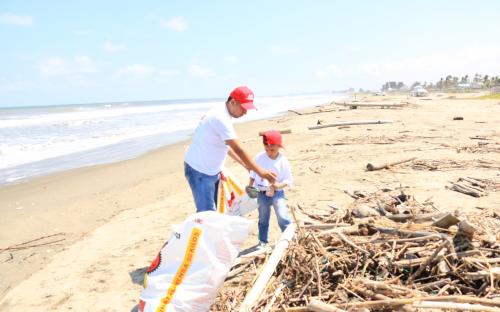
[262,130,283,147]
[230,86,256,110]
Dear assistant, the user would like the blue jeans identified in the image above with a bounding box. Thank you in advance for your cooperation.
[257,190,291,244]
[184,162,219,212]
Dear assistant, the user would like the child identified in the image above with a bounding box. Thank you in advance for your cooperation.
[248,130,293,248]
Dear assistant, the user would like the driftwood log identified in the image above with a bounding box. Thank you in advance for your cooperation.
[213,186,500,311]
[307,299,347,312]
[308,120,393,130]
[238,224,296,312]
[447,177,489,197]
[334,102,407,108]
[366,157,416,171]
[288,108,337,115]
[258,129,291,136]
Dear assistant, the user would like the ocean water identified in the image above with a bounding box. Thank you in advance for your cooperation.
[0,93,346,186]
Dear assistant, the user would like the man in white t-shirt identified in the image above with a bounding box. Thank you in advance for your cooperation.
[184,86,277,212]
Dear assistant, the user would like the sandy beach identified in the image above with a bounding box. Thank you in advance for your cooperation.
[1,92,499,311]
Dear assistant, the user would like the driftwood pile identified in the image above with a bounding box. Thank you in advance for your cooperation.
[326,135,413,146]
[333,102,409,110]
[212,189,500,311]
[342,187,436,220]
[456,142,500,154]
[404,159,500,171]
[446,177,500,198]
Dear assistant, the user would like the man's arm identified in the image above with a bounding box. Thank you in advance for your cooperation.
[228,146,249,170]
[226,139,277,184]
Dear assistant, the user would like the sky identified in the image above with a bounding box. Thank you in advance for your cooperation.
[1,0,499,107]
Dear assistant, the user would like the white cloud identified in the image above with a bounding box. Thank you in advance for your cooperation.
[311,43,500,90]
[160,17,188,32]
[224,55,240,64]
[188,64,214,78]
[314,64,344,79]
[158,69,181,77]
[356,63,380,76]
[103,42,125,52]
[314,69,327,79]
[0,76,34,92]
[0,12,34,27]
[37,56,98,76]
[354,43,500,83]
[270,45,298,54]
[37,58,70,76]
[115,64,156,76]
[328,64,344,77]
[74,56,98,73]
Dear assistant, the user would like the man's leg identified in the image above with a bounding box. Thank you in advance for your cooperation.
[184,163,219,212]
[213,179,219,209]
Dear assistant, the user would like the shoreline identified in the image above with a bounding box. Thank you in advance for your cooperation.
[1,93,499,310]
[0,110,295,300]
[0,94,346,187]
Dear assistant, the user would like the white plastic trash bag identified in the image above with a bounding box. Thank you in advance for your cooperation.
[217,168,258,216]
[138,211,252,312]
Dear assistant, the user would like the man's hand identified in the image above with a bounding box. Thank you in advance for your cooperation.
[258,169,277,184]
[226,139,277,183]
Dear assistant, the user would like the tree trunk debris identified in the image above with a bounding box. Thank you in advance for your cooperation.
[258,129,292,136]
[366,157,416,171]
[212,186,500,311]
[308,120,394,130]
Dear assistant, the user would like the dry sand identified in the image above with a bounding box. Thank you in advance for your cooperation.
[1,92,499,311]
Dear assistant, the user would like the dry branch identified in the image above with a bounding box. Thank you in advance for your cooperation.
[413,301,500,311]
[366,157,416,171]
[334,102,407,108]
[213,186,500,311]
[0,233,66,253]
[238,224,296,312]
[307,299,348,312]
[258,129,292,136]
[308,120,393,130]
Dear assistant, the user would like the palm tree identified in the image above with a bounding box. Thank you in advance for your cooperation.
[483,75,490,88]
[437,77,444,90]
[445,75,452,89]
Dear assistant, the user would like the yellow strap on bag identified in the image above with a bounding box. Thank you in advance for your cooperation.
[155,227,202,312]
[217,168,244,214]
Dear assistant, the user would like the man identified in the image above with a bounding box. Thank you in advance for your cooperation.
[184,86,277,212]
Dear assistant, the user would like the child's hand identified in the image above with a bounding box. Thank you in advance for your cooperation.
[270,183,281,191]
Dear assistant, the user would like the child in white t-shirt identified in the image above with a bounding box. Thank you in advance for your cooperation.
[248,130,293,248]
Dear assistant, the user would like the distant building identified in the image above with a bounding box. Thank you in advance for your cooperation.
[410,87,429,97]
[399,85,410,91]
[471,82,483,89]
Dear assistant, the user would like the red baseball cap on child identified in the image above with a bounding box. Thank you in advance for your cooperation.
[262,130,283,147]
[230,86,256,110]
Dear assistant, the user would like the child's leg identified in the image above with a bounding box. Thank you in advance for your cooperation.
[257,193,272,243]
[273,192,291,232]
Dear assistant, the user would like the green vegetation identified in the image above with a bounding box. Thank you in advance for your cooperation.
[382,73,500,91]
[477,93,500,99]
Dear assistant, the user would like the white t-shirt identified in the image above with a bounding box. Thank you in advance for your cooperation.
[184,105,237,175]
[250,152,293,191]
